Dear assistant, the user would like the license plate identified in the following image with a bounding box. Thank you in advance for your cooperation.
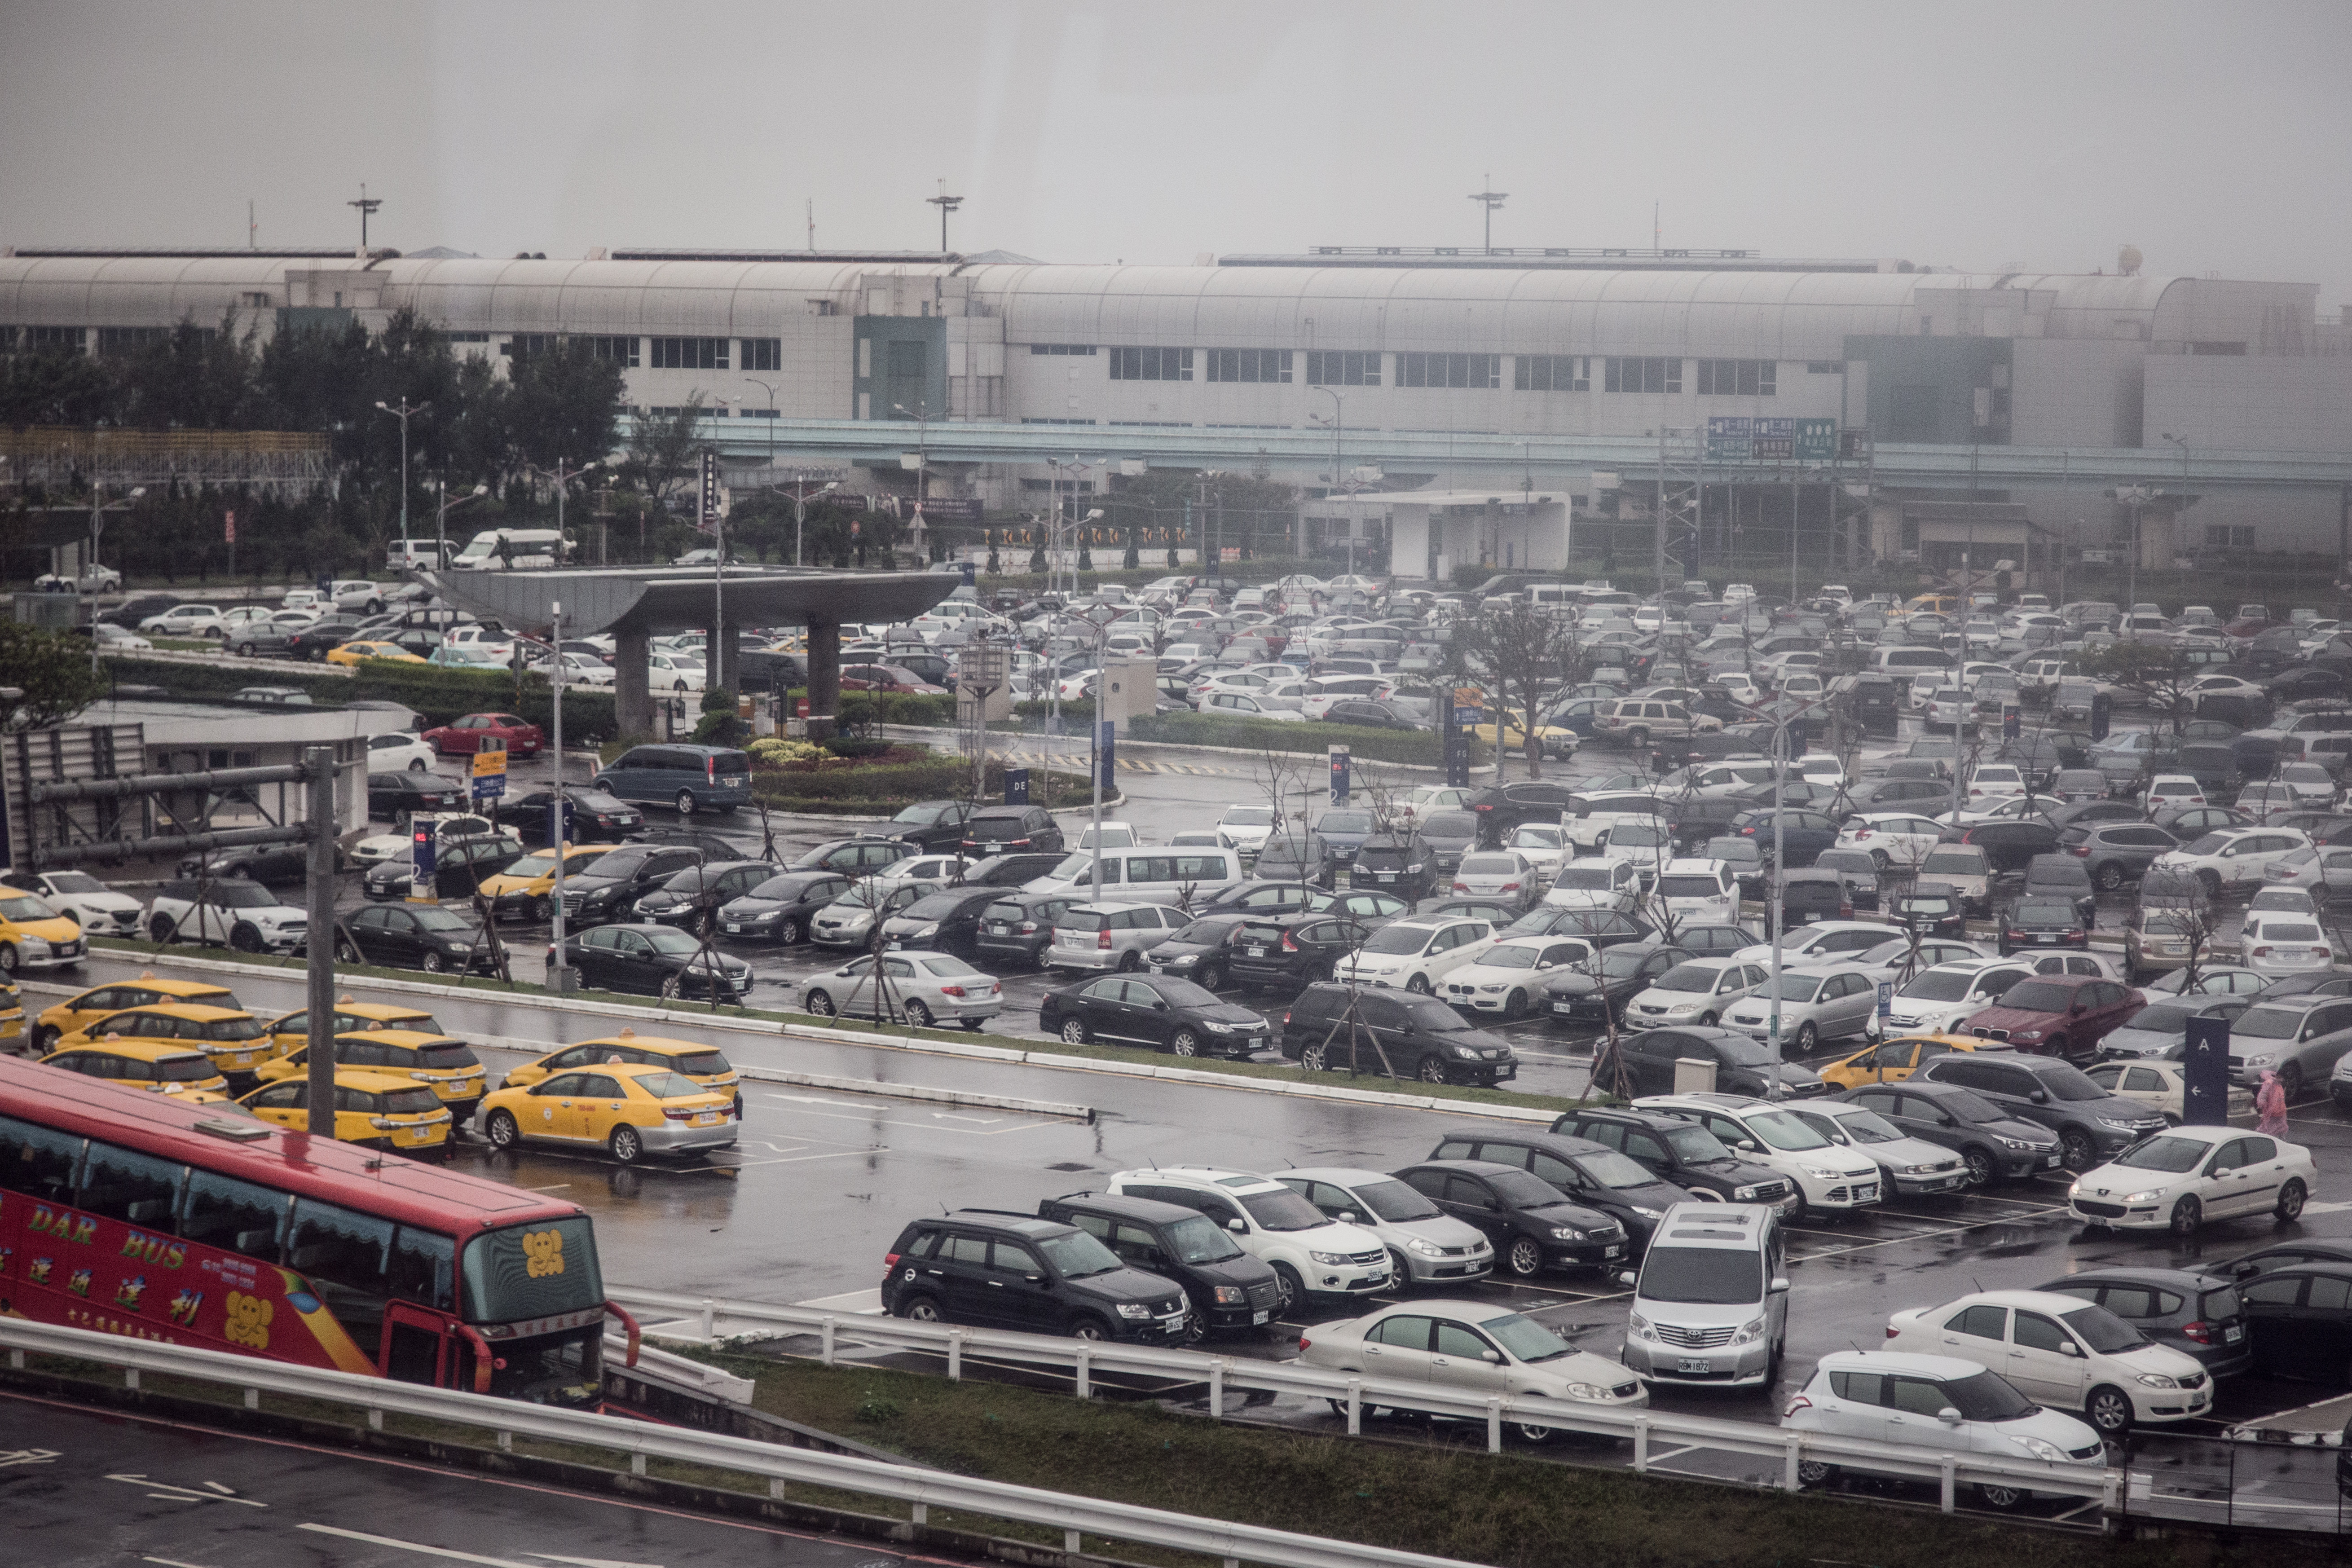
[1553,1002,1575,1014]
[724,922,742,934]
[1678,1357,1713,1374]
[695,1112,716,1125]
[1377,872,1396,881]
[2035,934,2055,943]
[1148,963,1163,974]
[987,923,1010,934]
[1248,946,1268,957]
[1252,1310,1270,1325]
[2225,1325,2243,1343]
[1605,1244,1624,1257]
[1856,1185,1878,1202]
[2042,1154,2061,1167]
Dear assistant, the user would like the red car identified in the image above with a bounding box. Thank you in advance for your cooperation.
[1955,973,2143,1061]
[424,712,545,756]
[839,663,947,696]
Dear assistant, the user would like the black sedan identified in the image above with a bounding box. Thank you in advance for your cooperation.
[502,784,646,845]
[629,860,780,933]
[368,770,467,822]
[1321,700,1424,731]
[1892,881,1969,939]
[1036,971,1274,1059]
[1539,943,1691,1024]
[1833,1080,2063,1186]
[1224,910,1380,990]
[1428,1128,1694,1257]
[715,869,854,944]
[2028,1265,2253,1378]
[1348,835,1436,901]
[287,618,363,660]
[550,923,755,1002]
[877,885,1003,956]
[1391,1159,1629,1278]
[2000,896,2092,955]
[1508,907,1659,949]
[177,841,310,885]
[1140,912,1253,989]
[335,902,496,974]
[2235,1262,2352,1383]
[882,799,979,853]
[1730,806,1839,865]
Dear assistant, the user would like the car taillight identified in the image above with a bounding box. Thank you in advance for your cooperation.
[1099,930,1114,949]
[940,984,967,997]
[1452,881,1469,892]
[1298,1335,1313,1352]
[1501,881,1520,892]
[2252,946,2271,957]
[1785,1394,1812,1416]
[662,1106,701,1121]
[884,1251,901,1271]
[1885,1325,1901,1339]
[1281,931,1300,952]
[1282,1009,1293,1025]
[1009,837,1031,847]
[2181,1320,2212,1345]
[1018,921,1039,934]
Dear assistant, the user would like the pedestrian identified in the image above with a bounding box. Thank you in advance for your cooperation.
[2256,1068,2290,1138]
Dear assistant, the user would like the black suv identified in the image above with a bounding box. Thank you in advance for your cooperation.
[367,770,467,822]
[1955,818,2063,872]
[1141,912,1252,990]
[1590,1026,1826,1100]
[1280,981,1519,1085]
[1225,910,1380,990]
[2021,852,2097,927]
[2060,822,2179,891]
[1349,834,1436,900]
[1391,1160,1628,1277]
[1834,1080,2065,1185]
[1036,1192,1282,1340]
[1427,1128,1692,1255]
[1538,942,1691,1024]
[961,806,1066,855]
[975,890,1085,967]
[885,800,980,853]
[880,1210,1190,1343]
[558,842,706,927]
[1912,1051,2168,1171]
[1547,1106,1797,1207]
[878,885,1005,957]
[715,869,854,944]
[1462,780,1578,846]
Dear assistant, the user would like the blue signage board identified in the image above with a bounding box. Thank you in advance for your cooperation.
[2181,1016,2231,1125]
[471,773,506,802]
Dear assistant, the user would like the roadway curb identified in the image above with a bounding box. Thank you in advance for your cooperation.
[85,946,1557,1123]
[733,1064,1094,1122]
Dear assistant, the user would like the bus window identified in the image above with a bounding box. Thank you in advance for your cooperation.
[462,1217,604,1323]
[0,1115,83,1203]
[287,1199,397,1349]
[77,1141,185,1225]
[388,1226,457,1313]
[179,1170,289,1260]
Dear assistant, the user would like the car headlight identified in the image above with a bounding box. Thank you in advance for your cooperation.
[1211,1285,1246,1306]
[1115,1303,1152,1320]
[1406,863,1424,873]
[1630,1205,1663,1220]
[1202,1019,1234,1033]
[1732,1185,1765,1201]
[2095,1115,2140,1129]
[1803,1166,1844,1180]
[1406,1238,1446,1257]
[2136,1373,2179,1390]
[1900,1164,1938,1176]
[914,923,939,938]
[1310,1251,1353,1266]
[1478,983,1503,993]
[1451,1044,1481,1058]
[2013,1029,2044,1041]
[1548,1226,1585,1242]
[1729,1316,1768,1346]
[1562,1382,1603,1401]
[2013,1436,2067,1463]
[2241,1051,2275,1069]
[1998,1136,2036,1151]
[2123,1188,2168,1203]
[1628,1312,1657,1342]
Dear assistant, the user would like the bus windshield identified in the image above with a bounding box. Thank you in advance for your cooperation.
[462,1217,605,1324]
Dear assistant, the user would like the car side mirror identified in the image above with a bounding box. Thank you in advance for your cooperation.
[1617,1270,1638,1287]
[2030,1088,2049,1104]
[1226,1218,1247,1234]
[1739,1140,1760,1153]
[1480,1349,1502,1365]
[1937,1406,1964,1426]
[1769,1275,1790,1293]
[2057,1340,2081,1357]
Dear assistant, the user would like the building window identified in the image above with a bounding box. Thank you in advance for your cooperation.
[1020,417,1097,425]
[1205,348,1292,383]
[22,325,86,355]
[96,326,173,357]
[1020,478,1096,492]
[1696,359,1775,396]
[650,336,728,370]
[741,407,778,418]
[1515,354,1590,392]
[502,333,559,359]
[1109,346,1192,381]
[1396,352,1500,389]
[1603,357,1682,394]
[1806,360,1845,374]
[583,335,639,367]
[445,330,490,344]
[1306,350,1380,387]
[742,338,781,372]
[2206,524,2256,550]
[242,292,273,308]
[1028,343,1097,356]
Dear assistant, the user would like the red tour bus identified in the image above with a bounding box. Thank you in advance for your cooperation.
[0,1054,638,1402]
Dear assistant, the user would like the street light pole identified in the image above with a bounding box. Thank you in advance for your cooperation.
[85,482,145,674]
[374,398,430,544]
[436,479,489,566]
[1762,697,1825,1059]
[547,597,574,993]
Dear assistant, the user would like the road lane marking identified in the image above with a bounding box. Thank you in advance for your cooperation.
[0,1448,60,1467]
[142,1559,220,1568]
[106,1474,266,1507]
[528,1556,670,1568]
[297,1526,576,1568]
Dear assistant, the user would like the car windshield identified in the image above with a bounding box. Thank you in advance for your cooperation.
[2182,833,2229,855]
[192,1015,266,1041]
[1149,978,1220,1007]
[1321,811,1374,833]
[1653,964,1723,993]
[1480,1312,1575,1364]
[1477,943,1542,971]
[1596,947,1652,978]
[2014,899,2077,923]
[2061,1304,2149,1353]
[1944,1370,2039,1422]
[2114,1134,2212,1173]
[636,1071,706,1100]
[1163,1212,1243,1263]
[209,884,277,908]
[1744,1110,1829,1151]
[1555,868,1616,890]
[1638,1245,1761,1304]
[1996,981,2076,1013]
[2260,922,2323,941]
[1759,973,1824,1001]
[1422,811,1476,837]
[508,850,562,878]
[154,1054,217,1083]
[1921,852,1982,876]
[1035,1229,1124,1278]
[0,895,60,921]
[1659,875,1727,899]
[892,804,948,825]
[2123,1001,2200,1034]
[44,873,106,894]
[1900,969,1976,1001]
[1238,1188,1330,1232]
[1223,807,1275,827]
[1578,1149,1660,1188]
[640,927,701,954]
[1361,926,1432,956]
[380,1087,445,1115]
[412,907,474,932]
[1665,1125,1732,1162]
[2035,1062,2109,1101]
[1352,1177,1443,1222]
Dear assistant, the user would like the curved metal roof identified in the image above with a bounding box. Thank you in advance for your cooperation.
[418,566,956,639]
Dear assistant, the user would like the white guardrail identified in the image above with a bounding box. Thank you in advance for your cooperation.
[604,1286,2124,1517]
[0,1317,1474,1568]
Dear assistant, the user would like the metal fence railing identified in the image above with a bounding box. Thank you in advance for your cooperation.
[2114,1427,2352,1535]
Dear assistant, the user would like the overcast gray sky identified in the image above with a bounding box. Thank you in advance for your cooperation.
[6,0,2349,305]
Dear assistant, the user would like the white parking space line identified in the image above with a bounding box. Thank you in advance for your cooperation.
[295,1525,561,1568]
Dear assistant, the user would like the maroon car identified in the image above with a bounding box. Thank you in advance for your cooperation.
[423,712,546,756]
[1956,973,2144,1061]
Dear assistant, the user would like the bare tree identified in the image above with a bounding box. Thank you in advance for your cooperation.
[1457,600,1579,780]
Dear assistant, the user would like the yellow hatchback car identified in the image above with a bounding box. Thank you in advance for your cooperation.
[479,1061,736,1164]
[53,1001,277,1085]
[477,843,614,923]
[0,974,23,1048]
[1818,1033,1998,1091]
[40,1039,228,1097]
[239,1068,454,1156]
[264,997,443,1057]
[327,639,427,666]
[0,884,89,975]
[36,973,242,1054]
[255,1029,487,1124]
[498,1028,742,1115]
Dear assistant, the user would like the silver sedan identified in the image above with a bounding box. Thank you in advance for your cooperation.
[1790,1099,1970,1198]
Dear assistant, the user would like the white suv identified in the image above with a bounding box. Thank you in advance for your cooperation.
[1883,957,2036,1036]
[1107,1166,1390,1311]
[144,879,308,954]
[1333,916,1497,992]
[1637,1093,1884,1214]
[2150,827,2313,895]
[1654,859,1738,925]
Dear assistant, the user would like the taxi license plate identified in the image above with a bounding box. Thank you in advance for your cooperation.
[695,1112,717,1125]
[1678,1357,1713,1374]
[2225,1325,2243,1343]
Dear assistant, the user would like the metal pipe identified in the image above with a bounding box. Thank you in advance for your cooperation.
[304,746,339,1140]
[30,762,314,801]
[29,824,316,871]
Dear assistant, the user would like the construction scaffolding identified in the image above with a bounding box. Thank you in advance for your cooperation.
[0,430,333,497]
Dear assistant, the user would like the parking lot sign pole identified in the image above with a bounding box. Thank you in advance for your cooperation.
[304,747,339,1140]
[2181,1016,2231,1125]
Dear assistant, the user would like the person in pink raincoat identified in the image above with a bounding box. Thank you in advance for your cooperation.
[2256,1068,2290,1139]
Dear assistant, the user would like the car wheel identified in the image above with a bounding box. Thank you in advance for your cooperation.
[1512,1421,1559,1445]
[2279,1062,2306,1101]
[407,758,428,772]
[1386,1247,1412,1287]
[1170,1029,1200,1057]
[805,989,837,1017]
[675,789,697,816]
[484,1110,520,1149]
[229,923,262,953]
[1070,1316,1113,1342]
[30,1024,60,1054]
[1869,849,1890,871]
[2197,869,2223,899]
[2061,1128,2098,1172]
[2094,861,2125,892]
[1792,1021,1818,1053]
[609,1125,644,1165]
[902,1000,934,1028]
[1405,974,1433,995]
[148,915,176,943]
[1797,1458,1837,1489]
[1415,1054,1450,1085]
[897,1294,943,1324]
[1976,1482,2025,1511]
[335,937,361,963]
[529,894,552,923]
[1060,1017,1091,1044]
[421,950,446,974]
[1628,727,1649,747]
[238,642,256,657]
[2274,1178,2309,1222]
[780,916,807,946]
[1696,1011,1717,1027]
[2168,1195,2202,1237]
[1116,950,1141,973]
[1501,987,1527,1021]
[1962,1145,1997,1186]
[958,1017,985,1031]
[1270,1262,1304,1313]
[1197,960,1224,990]
[1301,1041,1328,1070]
[1505,1236,1544,1277]
[2085,1383,2134,1436]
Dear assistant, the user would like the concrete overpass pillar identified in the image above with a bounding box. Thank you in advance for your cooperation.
[805,618,841,742]
[706,620,739,694]
[616,629,655,740]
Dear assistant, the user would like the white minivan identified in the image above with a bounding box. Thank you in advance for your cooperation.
[1617,1202,1788,1389]
[1022,846,1245,907]
[451,528,570,570]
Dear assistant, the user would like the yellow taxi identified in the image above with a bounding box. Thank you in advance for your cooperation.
[0,974,23,1048]
[255,1028,487,1124]
[327,639,428,666]
[1903,593,1960,615]
[264,996,443,1057]
[0,884,89,975]
[40,1038,228,1097]
[238,1068,454,1156]
[52,1001,277,1084]
[478,1061,736,1164]
[1819,1033,1998,1091]
[477,843,615,923]
[36,973,242,1054]
[498,1028,742,1116]
[1463,708,1582,761]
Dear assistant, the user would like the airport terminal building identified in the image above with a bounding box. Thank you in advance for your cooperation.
[4,244,2349,577]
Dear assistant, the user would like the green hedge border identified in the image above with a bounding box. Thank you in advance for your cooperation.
[106,656,619,741]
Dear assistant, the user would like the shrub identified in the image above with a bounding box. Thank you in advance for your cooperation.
[749,737,824,765]
[824,737,892,759]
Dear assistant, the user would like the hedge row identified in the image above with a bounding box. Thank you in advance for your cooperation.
[107,656,621,741]
[1126,710,1473,766]
[748,753,1092,812]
